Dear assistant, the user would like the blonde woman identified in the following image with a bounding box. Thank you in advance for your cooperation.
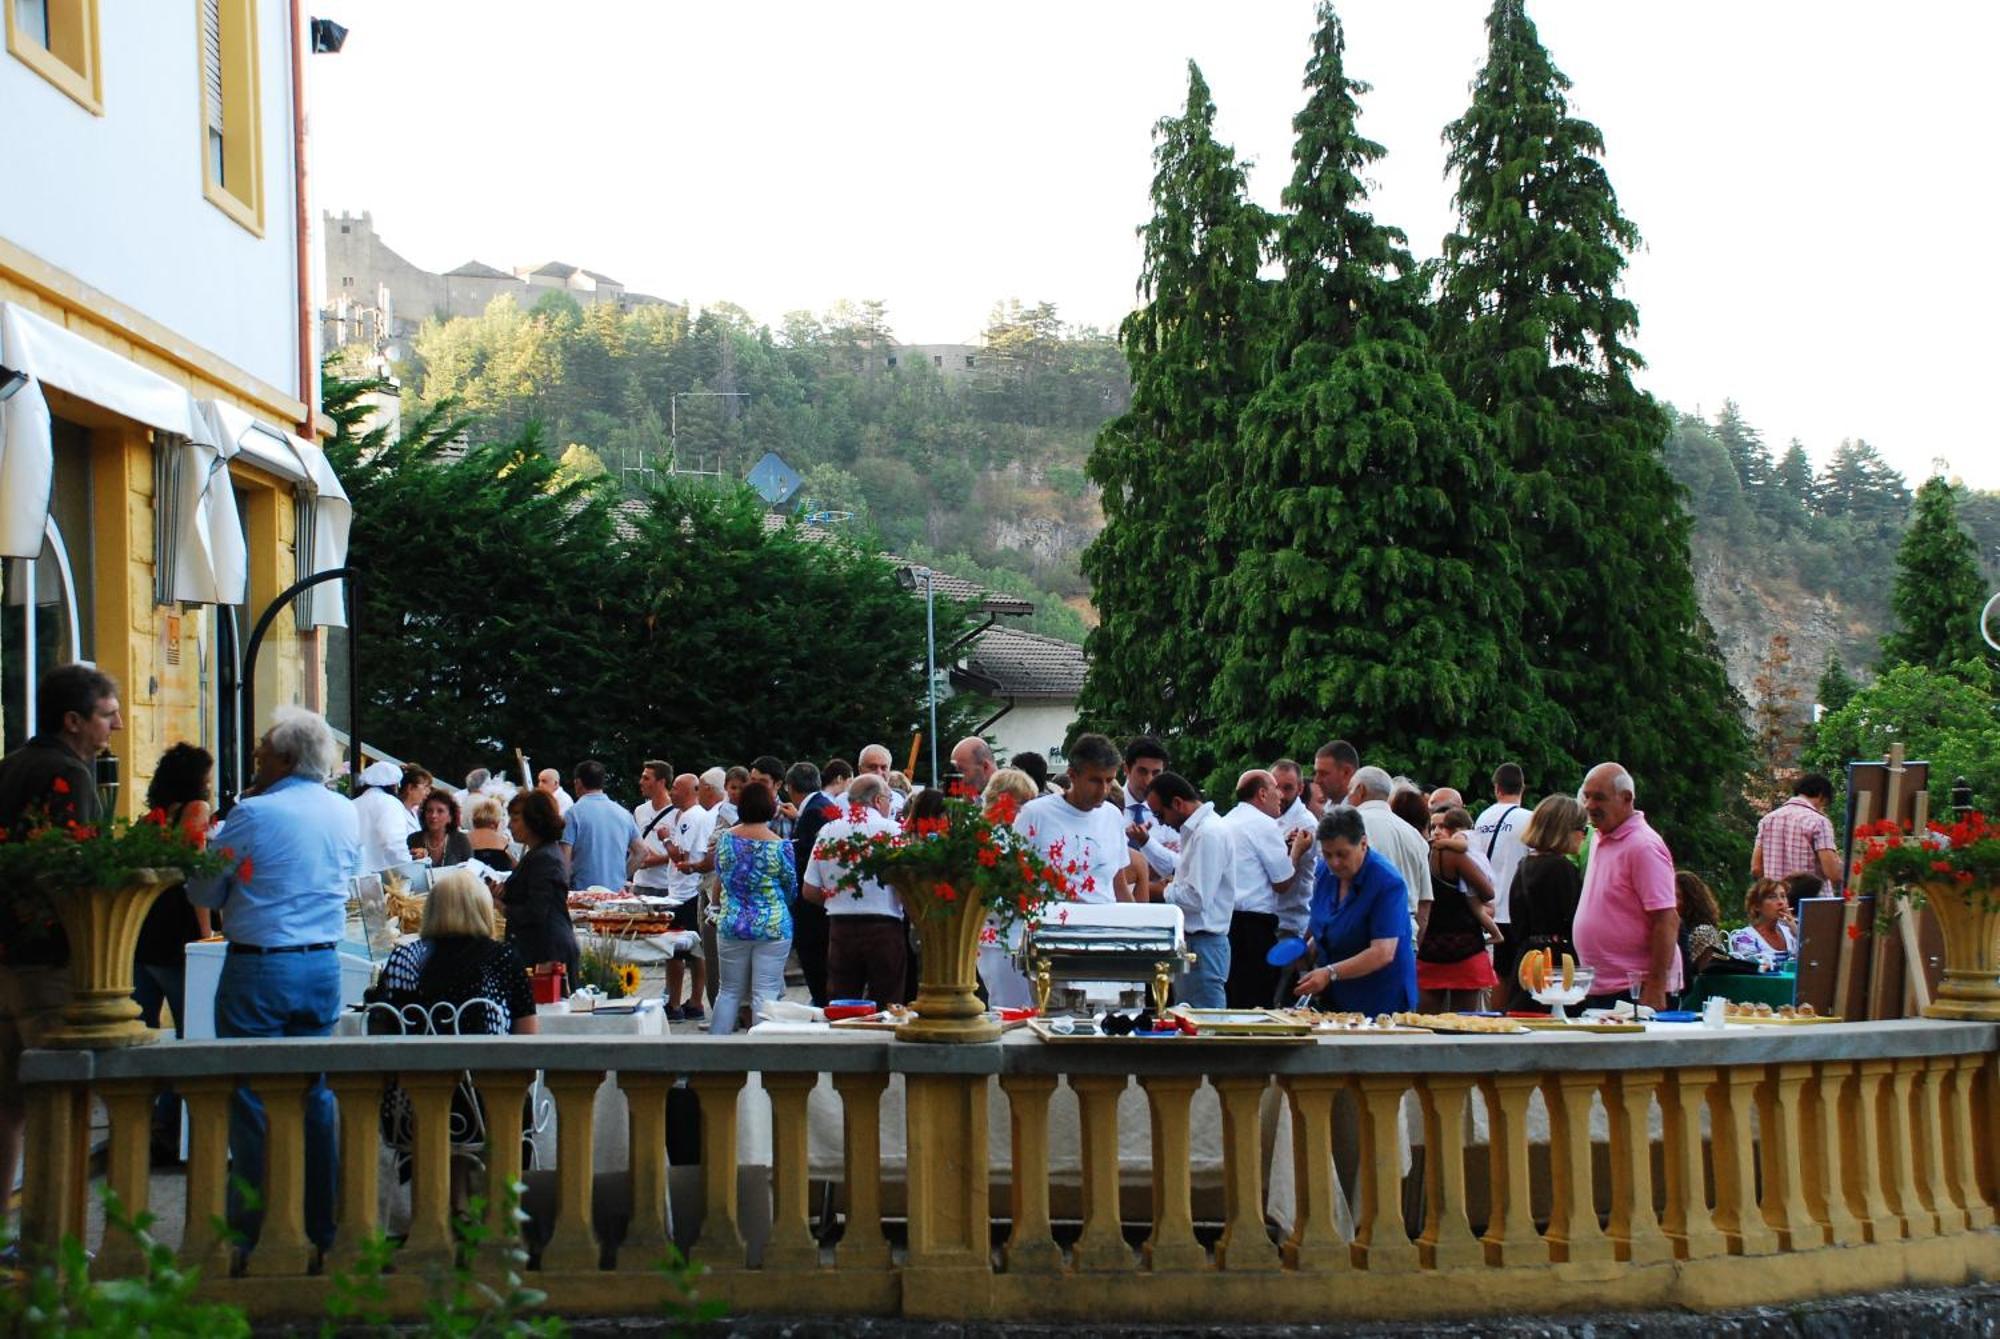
[375,869,539,1035]
[465,796,515,872]
[1501,793,1587,1010]
[976,768,1041,1008]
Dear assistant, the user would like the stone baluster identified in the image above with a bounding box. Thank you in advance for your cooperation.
[689,1073,747,1269]
[1947,1054,1995,1229]
[1599,1069,1671,1266]
[761,1073,823,1271]
[245,1076,316,1277]
[326,1073,384,1273]
[1845,1059,1903,1243]
[176,1076,238,1275]
[997,1074,1061,1273]
[95,1079,156,1276]
[833,1072,894,1270]
[397,1071,464,1272]
[1279,1074,1350,1273]
[1914,1057,1967,1235]
[1880,1059,1932,1239]
[1138,1074,1207,1271]
[538,1071,604,1271]
[1415,1075,1483,1271]
[1754,1063,1818,1251]
[1706,1066,1778,1256]
[1801,1063,1863,1248]
[1214,1075,1278,1271]
[902,1074,992,1278]
[619,1072,674,1263]
[1352,1075,1416,1273]
[1479,1073,1542,1267]
[1543,1071,1612,1265]
[1661,1067,1725,1260]
[474,1071,534,1266]
[1067,1074,1132,1271]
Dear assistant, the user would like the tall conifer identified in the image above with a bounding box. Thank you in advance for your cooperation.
[1205,3,1556,787]
[1434,0,1745,859]
[1077,62,1273,776]
[1881,475,1990,678]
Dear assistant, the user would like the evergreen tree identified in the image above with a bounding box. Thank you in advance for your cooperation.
[1432,0,1746,858]
[1775,439,1816,508]
[1815,654,1857,715]
[1817,438,1909,533]
[1077,61,1273,776]
[1205,2,1556,788]
[1880,475,1991,677]
[1713,400,1772,496]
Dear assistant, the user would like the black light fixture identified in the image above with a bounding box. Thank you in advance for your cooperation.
[310,17,347,53]
[1951,775,1974,818]
[0,363,27,403]
[96,748,120,817]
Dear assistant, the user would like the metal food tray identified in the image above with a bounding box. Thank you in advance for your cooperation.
[1166,1007,1315,1037]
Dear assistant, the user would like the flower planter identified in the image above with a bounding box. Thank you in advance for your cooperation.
[893,875,1000,1044]
[41,868,181,1049]
[1918,879,2000,1021]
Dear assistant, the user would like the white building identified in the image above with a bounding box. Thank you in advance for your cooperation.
[1,1,347,805]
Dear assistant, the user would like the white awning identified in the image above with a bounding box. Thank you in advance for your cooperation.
[0,301,205,557]
[291,432,350,628]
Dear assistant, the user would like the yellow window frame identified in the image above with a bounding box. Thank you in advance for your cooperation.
[198,0,264,236]
[5,0,103,115]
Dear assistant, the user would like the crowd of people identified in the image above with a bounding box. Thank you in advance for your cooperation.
[0,659,1850,1247]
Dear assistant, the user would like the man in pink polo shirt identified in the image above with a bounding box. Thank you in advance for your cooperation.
[1571,762,1681,1011]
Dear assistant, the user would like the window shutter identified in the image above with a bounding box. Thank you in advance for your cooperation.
[202,0,225,180]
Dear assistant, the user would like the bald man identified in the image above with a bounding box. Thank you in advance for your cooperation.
[1572,763,1680,1012]
[659,772,714,1021]
[1428,786,1463,813]
[949,736,996,796]
[536,767,575,816]
[1220,769,1316,1007]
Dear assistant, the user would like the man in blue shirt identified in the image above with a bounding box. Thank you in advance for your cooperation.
[189,706,361,1254]
[1295,805,1416,1016]
[562,759,641,892]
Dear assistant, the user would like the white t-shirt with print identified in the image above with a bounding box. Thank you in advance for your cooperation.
[807,808,904,918]
[663,803,716,904]
[1471,800,1532,923]
[1014,793,1126,904]
[631,798,676,891]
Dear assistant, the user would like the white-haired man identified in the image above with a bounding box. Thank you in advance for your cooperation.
[189,707,360,1253]
[1573,763,1680,1012]
[1346,765,1433,936]
[805,773,908,1004]
[856,743,906,817]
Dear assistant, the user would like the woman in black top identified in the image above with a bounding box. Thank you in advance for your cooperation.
[1502,793,1587,1010]
[133,743,215,1035]
[376,869,538,1034]
[408,790,473,867]
[502,788,579,985]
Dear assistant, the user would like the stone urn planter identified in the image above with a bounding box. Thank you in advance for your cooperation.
[1916,880,2000,1022]
[42,868,183,1049]
[892,874,1001,1044]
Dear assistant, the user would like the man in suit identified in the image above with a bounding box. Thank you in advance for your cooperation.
[785,761,840,1007]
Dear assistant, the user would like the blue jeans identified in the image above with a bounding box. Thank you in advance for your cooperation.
[214,951,342,1251]
[1177,931,1230,1010]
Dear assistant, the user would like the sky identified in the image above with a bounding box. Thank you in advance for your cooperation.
[307,1,2000,489]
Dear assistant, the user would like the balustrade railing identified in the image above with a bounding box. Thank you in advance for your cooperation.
[17,1021,2000,1322]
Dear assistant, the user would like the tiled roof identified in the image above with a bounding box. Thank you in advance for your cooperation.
[529,261,580,278]
[582,269,622,285]
[444,259,511,279]
[956,626,1086,700]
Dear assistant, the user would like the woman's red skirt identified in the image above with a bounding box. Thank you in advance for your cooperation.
[1416,952,1498,992]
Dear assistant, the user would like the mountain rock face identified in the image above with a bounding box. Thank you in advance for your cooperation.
[1691,545,1867,709]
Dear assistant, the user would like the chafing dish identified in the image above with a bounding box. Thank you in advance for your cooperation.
[1019,903,1190,1013]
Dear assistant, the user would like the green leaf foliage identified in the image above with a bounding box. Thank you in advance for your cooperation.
[1804,661,2000,813]
[1077,60,1275,778]
[1203,2,1559,789]
[1432,0,1746,866]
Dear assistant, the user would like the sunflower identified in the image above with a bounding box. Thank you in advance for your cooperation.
[615,962,642,998]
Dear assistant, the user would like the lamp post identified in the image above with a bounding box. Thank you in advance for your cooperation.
[917,567,938,789]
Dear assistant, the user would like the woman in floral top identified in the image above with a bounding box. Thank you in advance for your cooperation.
[708,780,796,1034]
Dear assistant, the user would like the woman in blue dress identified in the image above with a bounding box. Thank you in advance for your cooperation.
[1294,806,1417,1014]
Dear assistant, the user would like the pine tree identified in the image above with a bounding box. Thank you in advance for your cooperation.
[1775,439,1816,508]
[1432,0,1747,861]
[1077,61,1274,776]
[1817,438,1909,533]
[1880,475,1991,677]
[1815,654,1857,715]
[1713,400,1772,496]
[1204,2,1557,789]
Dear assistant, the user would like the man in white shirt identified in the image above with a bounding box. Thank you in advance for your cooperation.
[804,774,908,1004]
[1312,740,1360,821]
[629,760,678,895]
[1471,761,1533,985]
[1347,766,1433,936]
[351,759,413,873]
[1221,770,1316,1008]
[1119,735,1177,897]
[1147,771,1235,1009]
[1013,733,1145,905]
[856,744,907,818]
[659,773,715,1022]
[536,768,575,817]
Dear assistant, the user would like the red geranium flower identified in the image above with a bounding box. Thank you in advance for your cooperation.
[49,777,69,795]
[1846,924,1864,941]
